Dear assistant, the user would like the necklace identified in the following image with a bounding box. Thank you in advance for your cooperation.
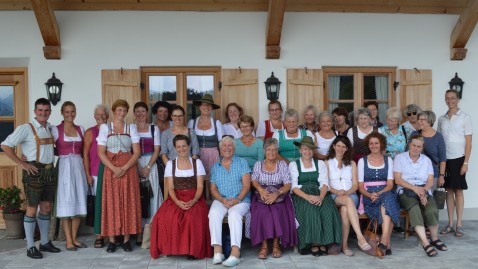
[286,129,298,135]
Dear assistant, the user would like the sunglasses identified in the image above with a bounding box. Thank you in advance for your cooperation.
[407,112,417,116]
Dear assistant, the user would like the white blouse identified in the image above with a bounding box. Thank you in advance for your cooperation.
[327,158,353,191]
[164,157,206,177]
[132,124,160,146]
[357,156,394,182]
[289,158,329,192]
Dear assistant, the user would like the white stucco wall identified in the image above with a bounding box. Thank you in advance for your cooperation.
[0,11,477,215]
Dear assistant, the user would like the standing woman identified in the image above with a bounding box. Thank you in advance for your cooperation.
[256,100,284,140]
[290,136,342,256]
[332,107,351,136]
[315,111,337,160]
[152,101,171,199]
[150,135,211,260]
[378,107,408,160]
[326,136,371,256]
[234,115,264,170]
[187,94,223,176]
[438,89,472,237]
[412,111,446,191]
[364,101,383,128]
[358,132,400,255]
[83,104,109,248]
[132,102,163,245]
[52,101,88,250]
[97,99,142,253]
[273,109,314,164]
[347,108,377,163]
[222,103,244,138]
[298,105,320,134]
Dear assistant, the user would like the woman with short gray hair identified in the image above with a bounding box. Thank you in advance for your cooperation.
[403,104,422,135]
[299,105,320,134]
[379,107,407,159]
[347,108,378,162]
[272,109,315,164]
[315,111,337,160]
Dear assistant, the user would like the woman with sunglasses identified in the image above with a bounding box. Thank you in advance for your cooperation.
[402,104,422,137]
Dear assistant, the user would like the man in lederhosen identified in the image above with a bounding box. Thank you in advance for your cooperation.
[1,98,61,259]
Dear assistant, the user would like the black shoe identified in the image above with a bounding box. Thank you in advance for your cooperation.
[386,249,392,255]
[122,240,132,252]
[187,255,196,260]
[106,242,116,253]
[39,241,61,253]
[299,248,311,255]
[27,246,43,259]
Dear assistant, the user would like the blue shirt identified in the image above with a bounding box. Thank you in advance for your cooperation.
[210,156,251,203]
[234,138,264,170]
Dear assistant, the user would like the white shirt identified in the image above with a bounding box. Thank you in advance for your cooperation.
[256,120,284,138]
[132,124,160,146]
[222,123,242,138]
[272,129,315,146]
[393,152,434,195]
[164,157,206,177]
[51,125,85,142]
[289,158,329,192]
[315,131,337,155]
[327,158,353,191]
[357,156,394,182]
[1,118,55,164]
[187,118,223,140]
[347,126,374,146]
[96,123,140,146]
[437,109,473,159]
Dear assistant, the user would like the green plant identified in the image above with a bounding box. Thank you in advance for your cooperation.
[0,186,24,214]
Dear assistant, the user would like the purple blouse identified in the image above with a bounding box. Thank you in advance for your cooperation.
[251,160,291,185]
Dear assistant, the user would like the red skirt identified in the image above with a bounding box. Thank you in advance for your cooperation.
[150,189,212,259]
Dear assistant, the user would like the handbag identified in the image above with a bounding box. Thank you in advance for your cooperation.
[433,188,447,210]
[255,184,286,204]
[363,219,384,258]
[85,186,95,227]
[139,177,153,218]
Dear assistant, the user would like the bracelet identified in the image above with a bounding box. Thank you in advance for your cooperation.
[146,165,151,169]
[278,189,284,195]
[463,162,468,165]
[439,173,445,177]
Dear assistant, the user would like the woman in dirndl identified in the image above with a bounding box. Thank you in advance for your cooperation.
[97,99,142,253]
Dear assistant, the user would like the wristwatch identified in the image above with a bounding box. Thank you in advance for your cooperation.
[439,173,445,177]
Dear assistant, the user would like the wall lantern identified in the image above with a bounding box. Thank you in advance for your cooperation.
[45,73,63,106]
[448,72,464,99]
[264,72,281,100]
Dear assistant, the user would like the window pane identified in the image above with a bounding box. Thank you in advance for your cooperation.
[186,75,214,121]
[0,121,14,152]
[328,75,353,100]
[149,76,177,105]
[0,86,14,117]
[363,75,388,100]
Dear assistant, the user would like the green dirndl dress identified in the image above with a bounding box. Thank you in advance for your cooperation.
[292,159,342,250]
[93,162,105,235]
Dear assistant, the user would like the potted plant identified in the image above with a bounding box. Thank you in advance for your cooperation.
[0,186,25,239]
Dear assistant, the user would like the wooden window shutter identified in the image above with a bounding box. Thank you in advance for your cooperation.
[287,69,324,112]
[102,69,141,124]
[398,69,432,114]
[220,69,259,122]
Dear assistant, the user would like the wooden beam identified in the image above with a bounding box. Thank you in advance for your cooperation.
[266,0,285,59]
[30,0,61,59]
[450,0,478,60]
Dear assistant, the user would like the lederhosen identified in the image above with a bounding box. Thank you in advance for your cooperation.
[23,123,57,206]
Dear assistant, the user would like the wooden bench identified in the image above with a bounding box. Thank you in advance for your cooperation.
[358,209,410,239]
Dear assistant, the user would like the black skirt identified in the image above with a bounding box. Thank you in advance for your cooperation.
[444,156,468,190]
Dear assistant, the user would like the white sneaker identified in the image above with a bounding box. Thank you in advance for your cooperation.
[222,256,240,267]
[212,253,225,265]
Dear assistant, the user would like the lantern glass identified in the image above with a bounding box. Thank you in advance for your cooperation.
[448,72,464,99]
[45,73,63,106]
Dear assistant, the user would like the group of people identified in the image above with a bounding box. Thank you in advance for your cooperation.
[0,89,471,264]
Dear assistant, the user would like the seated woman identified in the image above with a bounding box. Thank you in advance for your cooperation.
[394,134,447,257]
[209,136,251,267]
[358,132,400,255]
[290,136,341,256]
[251,138,298,259]
[150,135,211,260]
[326,136,371,256]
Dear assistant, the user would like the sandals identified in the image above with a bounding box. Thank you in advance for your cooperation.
[106,242,116,253]
[258,247,268,259]
[94,238,104,248]
[272,245,282,258]
[358,241,372,252]
[430,239,448,251]
[319,246,328,256]
[440,225,455,235]
[455,226,464,237]
[343,248,355,257]
[423,245,438,257]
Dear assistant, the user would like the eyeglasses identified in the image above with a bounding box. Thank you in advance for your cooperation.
[171,115,184,118]
[269,108,281,112]
[407,112,417,116]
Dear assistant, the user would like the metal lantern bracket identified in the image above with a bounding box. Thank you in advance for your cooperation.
[264,72,281,101]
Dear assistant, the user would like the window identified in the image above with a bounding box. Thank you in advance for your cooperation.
[324,67,396,123]
[142,67,221,122]
[0,85,15,152]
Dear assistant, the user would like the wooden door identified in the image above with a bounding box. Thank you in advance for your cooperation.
[287,69,324,112]
[102,69,141,124]
[0,68,29,229]
[398,69,432,113]
[221,69,259,121]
